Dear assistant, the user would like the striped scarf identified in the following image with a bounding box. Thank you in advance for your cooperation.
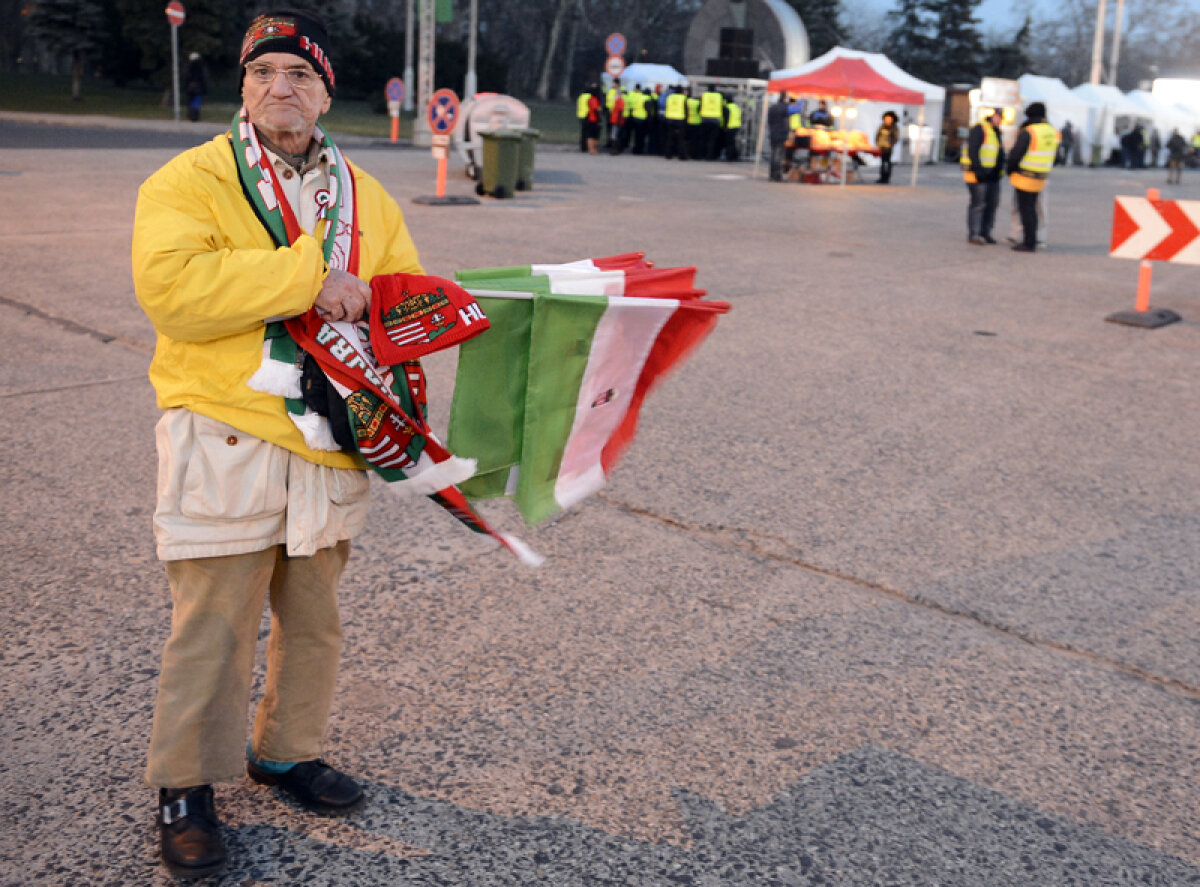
[233,108,540,566]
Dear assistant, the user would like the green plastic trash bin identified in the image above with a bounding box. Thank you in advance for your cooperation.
[476,130,521,199]
[515,128,540,191]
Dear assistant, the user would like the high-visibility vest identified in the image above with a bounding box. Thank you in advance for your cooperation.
[725,101,742,129]
[576,92,590,119]
[686,97,701,125]
[665,93,686,121]
[1192,133,1200,149]
[700,90,723,120]
[606,87,619,111]
[959,122,1000,183]
[630,91,649,120]
[789,112,802,131]
[1011,122,1060,192]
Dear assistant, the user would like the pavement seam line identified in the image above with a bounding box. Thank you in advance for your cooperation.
[0,374,150,399]
[599,494,1200,706]
[0,293,154,355]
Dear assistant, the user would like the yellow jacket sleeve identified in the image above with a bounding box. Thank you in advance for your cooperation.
[132,151,324,343]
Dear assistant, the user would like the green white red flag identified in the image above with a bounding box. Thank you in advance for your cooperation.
[446,255,729,525]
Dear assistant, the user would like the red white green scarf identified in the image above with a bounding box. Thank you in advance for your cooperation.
[233,108,540,566]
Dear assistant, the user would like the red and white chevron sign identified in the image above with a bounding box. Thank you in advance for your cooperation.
[1110,196,1200,264]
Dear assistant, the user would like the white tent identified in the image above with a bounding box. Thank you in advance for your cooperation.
[602,63,688,92]
[770,46,945,161]
[1071,82,1154,160]
[1017,75,1093,163]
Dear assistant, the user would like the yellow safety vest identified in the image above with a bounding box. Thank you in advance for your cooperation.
[1192,133,1200,149]
[960,122,1000,183]
[665,93,686,121]
[630,91,649,120]
[686,97,701,125]
[606,87,619,111]
[576,93,590,119]
[700,91,724,120]
[789,112,802,131]
[1011,122,1060,192]
[726,102,741,129]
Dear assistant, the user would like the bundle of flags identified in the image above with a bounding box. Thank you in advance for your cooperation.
[446,252,730,526]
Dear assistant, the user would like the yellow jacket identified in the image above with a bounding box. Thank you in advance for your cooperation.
[132,132,423,469]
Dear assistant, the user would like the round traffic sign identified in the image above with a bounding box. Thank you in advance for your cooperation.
[385,77,404,104]
[427,88,460,134]
[604,55,626,79]
[605,32,626,56]
[165,0,185,26]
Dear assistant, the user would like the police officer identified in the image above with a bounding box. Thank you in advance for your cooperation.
[686,89,704,159]
[699,85,725,160]
[1006,102,1060,252]
[605,79,621,149]
[663,86,689,160]
[961,107,1005,244]
[722,94,742,161]
[628,84,650,155]
[576,85,593,152]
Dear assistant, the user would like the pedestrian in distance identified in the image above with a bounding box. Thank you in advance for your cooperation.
[584,84,603,155]
[1167,128,1187,184]
[132,9,428,879]
[184,52,207,122]
[766,92,791,181]
[962,108,1006,244]
[1006,102,1060,252]
[875,110,899,184]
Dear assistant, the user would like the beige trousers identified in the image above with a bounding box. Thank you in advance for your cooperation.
[145,541,350,788]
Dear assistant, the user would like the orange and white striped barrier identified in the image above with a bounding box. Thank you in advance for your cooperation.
[1106,188,1186,328]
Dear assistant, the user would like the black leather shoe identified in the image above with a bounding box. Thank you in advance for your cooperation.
[247,758,364,815]
[1011,243,1036,252]
[158,786,227,880]
[982,235,998,244]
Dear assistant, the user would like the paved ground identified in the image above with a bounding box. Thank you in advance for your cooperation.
[1,113,1199,886]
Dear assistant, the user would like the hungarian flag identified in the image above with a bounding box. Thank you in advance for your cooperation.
[446,256,729,525]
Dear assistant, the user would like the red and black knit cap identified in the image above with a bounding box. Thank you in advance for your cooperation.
[240,9,335,94]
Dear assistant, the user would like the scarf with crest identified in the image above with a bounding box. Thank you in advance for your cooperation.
[231,108,541,566]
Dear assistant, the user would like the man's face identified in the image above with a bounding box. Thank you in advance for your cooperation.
[242,51,330,145]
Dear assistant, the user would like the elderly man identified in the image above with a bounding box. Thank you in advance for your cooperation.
[132,10,422,879]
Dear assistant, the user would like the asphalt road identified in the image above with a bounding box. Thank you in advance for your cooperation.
[1,113,1198,886]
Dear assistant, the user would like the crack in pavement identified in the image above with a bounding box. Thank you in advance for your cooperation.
[600,493,1200,706]
[0,293,154,356]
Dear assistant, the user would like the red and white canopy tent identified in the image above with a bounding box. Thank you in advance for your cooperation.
[766,56,925,105]
[756,47,944,185]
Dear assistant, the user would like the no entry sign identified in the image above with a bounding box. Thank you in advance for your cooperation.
[165,0,185,27]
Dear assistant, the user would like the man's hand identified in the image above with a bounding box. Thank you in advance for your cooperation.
[314,269,371,322]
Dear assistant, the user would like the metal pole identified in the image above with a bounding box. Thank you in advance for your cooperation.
[413,0,435,147]
[170,24,180,123]
[464,0,478,100]
[403,0,415,113]
[1107,0,1125,87]
[1090,0,1107,84]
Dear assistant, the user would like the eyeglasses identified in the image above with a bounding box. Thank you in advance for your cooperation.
[245,63,321,89]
